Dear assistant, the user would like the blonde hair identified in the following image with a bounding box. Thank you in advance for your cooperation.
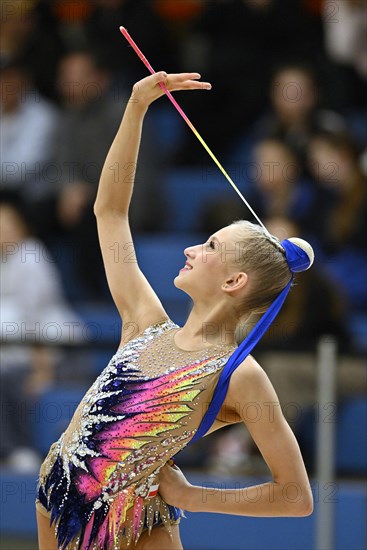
[229,220,307,344]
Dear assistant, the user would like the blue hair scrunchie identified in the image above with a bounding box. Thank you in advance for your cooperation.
[281,239,312,273]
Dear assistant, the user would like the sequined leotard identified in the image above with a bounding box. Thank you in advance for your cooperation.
[37,319,235,549]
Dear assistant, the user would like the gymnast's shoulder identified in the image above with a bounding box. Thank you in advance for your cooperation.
[224,354,279,407]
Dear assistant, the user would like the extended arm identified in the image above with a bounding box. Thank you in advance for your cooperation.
[94,72,211,343]
[159,357,313,517]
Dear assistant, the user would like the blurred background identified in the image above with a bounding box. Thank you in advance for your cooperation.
[0,1,366,549]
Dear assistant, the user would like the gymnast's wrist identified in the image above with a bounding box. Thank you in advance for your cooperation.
[181,485,202,513]
[126,95,149,117]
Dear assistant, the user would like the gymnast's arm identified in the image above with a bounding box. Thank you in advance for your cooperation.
[94,72,211,344]
[159,356,313,517]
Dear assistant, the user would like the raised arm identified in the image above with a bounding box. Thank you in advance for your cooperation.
[94,72,211,344]
[159,356,313,517]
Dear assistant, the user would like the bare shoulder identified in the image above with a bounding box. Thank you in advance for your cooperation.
[226,354,278,404]
[214,355,280,431]
[229,354,267,385]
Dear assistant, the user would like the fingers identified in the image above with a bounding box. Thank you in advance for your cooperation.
[167,72,202,81]
[153,71,210,88]
[170,80,212,92]
[163,73,212,92]
[140,71,211,91]
[187,80,212,90]
[167,72,211,85]
[153,71,168,84]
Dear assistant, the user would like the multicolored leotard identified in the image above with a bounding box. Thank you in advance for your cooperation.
[37,319,235,549]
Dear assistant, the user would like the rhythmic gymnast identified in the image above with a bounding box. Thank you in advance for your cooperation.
[36,33,314,550]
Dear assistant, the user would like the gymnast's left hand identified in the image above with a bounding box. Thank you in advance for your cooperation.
[158,462,194,510]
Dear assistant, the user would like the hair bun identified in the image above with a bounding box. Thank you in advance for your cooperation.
[288,238,314,270]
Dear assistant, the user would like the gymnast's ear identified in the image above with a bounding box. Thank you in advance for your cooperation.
[222,272,248,293]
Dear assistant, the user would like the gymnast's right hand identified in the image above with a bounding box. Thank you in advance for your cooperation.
[130,71,212,111]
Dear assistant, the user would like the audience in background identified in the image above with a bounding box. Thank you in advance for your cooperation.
[201,138,316,234]
[0,0,65,100]
[0,61,59,201]
[0,0,37,68]
[0,193,81,471]
[172,0,326,163]
[30,49,120,299]
[307,131,367,309]
[307,131,366,251]
[85,0,174,84]
[250,139,315,230]
[0,0,366,474]
[230,63,346,181]
[323,0,367,80]
[33,49,162,299]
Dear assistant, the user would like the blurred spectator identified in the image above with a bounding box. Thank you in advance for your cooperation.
[85,0,174,83]
[152,0,207,70]
[269,64,343,149]
[0,61,59,201]
[51,0,93,48]
[34,49,163,299]
[0,1,65,100]
[307,131,367,309]
[307,131,366,251]
[319,0,367,145]
[173,0,326,164]
[0,193,81,471]
[250,139,315,230]
[0,1,37,67]
[200,139,316,236]
[0,194,80,341]
[323,0,367,80]
[230,63,345,181]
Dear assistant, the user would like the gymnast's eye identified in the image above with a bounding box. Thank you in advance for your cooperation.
[207,240,215,250]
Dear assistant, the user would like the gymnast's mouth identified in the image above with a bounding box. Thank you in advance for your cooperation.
[180,262,193,271]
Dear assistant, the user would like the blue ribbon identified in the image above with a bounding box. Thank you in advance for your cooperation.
[188,239,310,444]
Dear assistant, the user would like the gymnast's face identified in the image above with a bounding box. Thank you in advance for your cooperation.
[174,226,246,300]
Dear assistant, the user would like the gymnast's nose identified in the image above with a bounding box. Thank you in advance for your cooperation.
[184,245,196,260]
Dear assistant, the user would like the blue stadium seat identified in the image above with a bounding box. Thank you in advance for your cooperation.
[337,397,367,475]
[34,386,87,455]
[73,234,201,347]
[75,303,121,343]
[134,232,204,300]
[149,105,185,154]
[324,249,367,309]
[162,168,235,231]
[347,312,367,353]
[298,397,367,475]
[135,233,202,324]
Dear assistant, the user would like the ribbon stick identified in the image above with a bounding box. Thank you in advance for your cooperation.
[119,26,267,231]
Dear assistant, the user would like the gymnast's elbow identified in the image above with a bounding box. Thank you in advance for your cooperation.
[289,487,314,517]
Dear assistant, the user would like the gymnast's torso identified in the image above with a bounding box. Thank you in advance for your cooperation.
[37,319,235,549]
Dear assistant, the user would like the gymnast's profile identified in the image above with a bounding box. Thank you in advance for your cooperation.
[36,47,314,550]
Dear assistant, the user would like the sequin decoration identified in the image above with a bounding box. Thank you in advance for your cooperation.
[37,320,235,549]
